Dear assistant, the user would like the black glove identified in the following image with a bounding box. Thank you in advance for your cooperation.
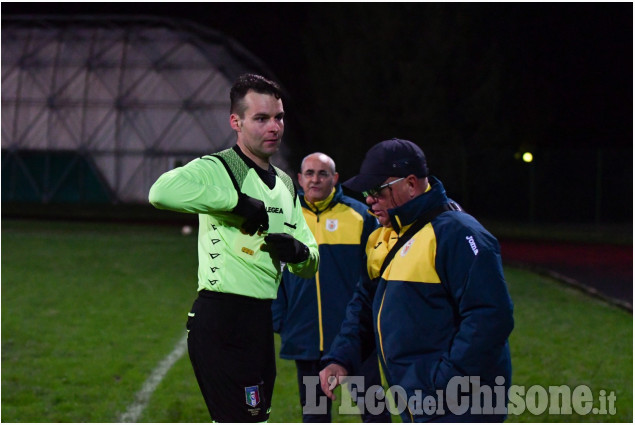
[263,233,310,264]
[232,193,269,235]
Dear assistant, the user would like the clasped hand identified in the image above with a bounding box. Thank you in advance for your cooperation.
[232,193,309,264]
[261,233,309,264]
[232,193,269,236]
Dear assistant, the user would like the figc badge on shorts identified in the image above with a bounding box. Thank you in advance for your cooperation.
[245,385,260,407]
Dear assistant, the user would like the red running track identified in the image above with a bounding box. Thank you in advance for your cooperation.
[499,240,633,311]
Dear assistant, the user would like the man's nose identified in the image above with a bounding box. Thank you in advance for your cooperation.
[268,119,282,133]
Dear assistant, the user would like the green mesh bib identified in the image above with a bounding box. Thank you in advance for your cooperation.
[211,148,296,201]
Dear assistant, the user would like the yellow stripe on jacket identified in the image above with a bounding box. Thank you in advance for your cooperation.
[366,223,441,284]
[302,202,365,246]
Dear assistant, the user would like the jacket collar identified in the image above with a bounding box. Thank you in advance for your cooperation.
[387,176,449,234]
[299,183,344,214]
[232,145,275,174]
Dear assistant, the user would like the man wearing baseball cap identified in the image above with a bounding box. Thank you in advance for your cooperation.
[319,138,514,422]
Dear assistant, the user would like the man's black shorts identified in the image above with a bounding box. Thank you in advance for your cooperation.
[186,290,276,422]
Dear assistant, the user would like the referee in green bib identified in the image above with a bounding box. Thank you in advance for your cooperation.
[149,74,319,422]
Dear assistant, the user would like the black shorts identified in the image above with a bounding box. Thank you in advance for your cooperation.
[186,290,276,422]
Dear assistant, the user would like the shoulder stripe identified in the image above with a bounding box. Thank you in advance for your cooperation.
[210,152,240,192]
[273,165,297,206]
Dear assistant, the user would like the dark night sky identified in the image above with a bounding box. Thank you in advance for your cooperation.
[3,2,632,150]
[2,2,633,222]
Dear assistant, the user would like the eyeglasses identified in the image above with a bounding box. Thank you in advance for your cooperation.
[362,177,405,199]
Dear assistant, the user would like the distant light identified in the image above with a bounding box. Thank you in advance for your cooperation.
[522,152,534,163]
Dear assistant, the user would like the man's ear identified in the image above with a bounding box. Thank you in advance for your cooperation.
[407,174,419,195]
[230,113,241,132]
[333,172,340,184]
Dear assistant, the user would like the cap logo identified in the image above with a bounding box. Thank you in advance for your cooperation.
[392,158,411,168]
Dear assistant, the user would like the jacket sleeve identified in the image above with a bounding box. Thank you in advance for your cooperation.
[361,211,380,246]
[320,266,377,375]
[433,220,514,389]
[148,157,238,214]
[320,212,378,373]
[285,194,319,279]
[359,211,379,282]
[271,274,288,333]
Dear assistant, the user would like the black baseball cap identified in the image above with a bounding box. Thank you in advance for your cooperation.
[343,138,429,193]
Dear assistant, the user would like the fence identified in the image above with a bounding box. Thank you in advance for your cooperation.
[419,145,632,224]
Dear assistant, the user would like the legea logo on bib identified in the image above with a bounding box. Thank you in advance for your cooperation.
[326,219,338,232]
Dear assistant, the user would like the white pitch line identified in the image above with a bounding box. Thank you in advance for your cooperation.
[118,334,188,423]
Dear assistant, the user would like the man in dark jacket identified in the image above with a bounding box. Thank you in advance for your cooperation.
[319,139,514,422]
[273,152,390,422]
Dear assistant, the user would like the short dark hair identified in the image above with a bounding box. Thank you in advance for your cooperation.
[230,73,282,116]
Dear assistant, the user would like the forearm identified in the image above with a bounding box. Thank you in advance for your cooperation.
[285,199,320,278]
[321,277,376,374]
[148,163,237,214]
[434,301,513,388]
[435,252,514,387]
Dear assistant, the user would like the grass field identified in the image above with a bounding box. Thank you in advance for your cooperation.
[2,219,632,422]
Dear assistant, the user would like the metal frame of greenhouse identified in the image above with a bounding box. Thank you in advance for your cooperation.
[2,15,290,204]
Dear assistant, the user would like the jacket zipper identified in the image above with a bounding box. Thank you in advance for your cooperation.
[377,272,415,422]
[316,270,324,351]
[314,209,324,350]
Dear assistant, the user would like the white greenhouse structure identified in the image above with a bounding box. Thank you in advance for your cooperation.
[2,15,291,204]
